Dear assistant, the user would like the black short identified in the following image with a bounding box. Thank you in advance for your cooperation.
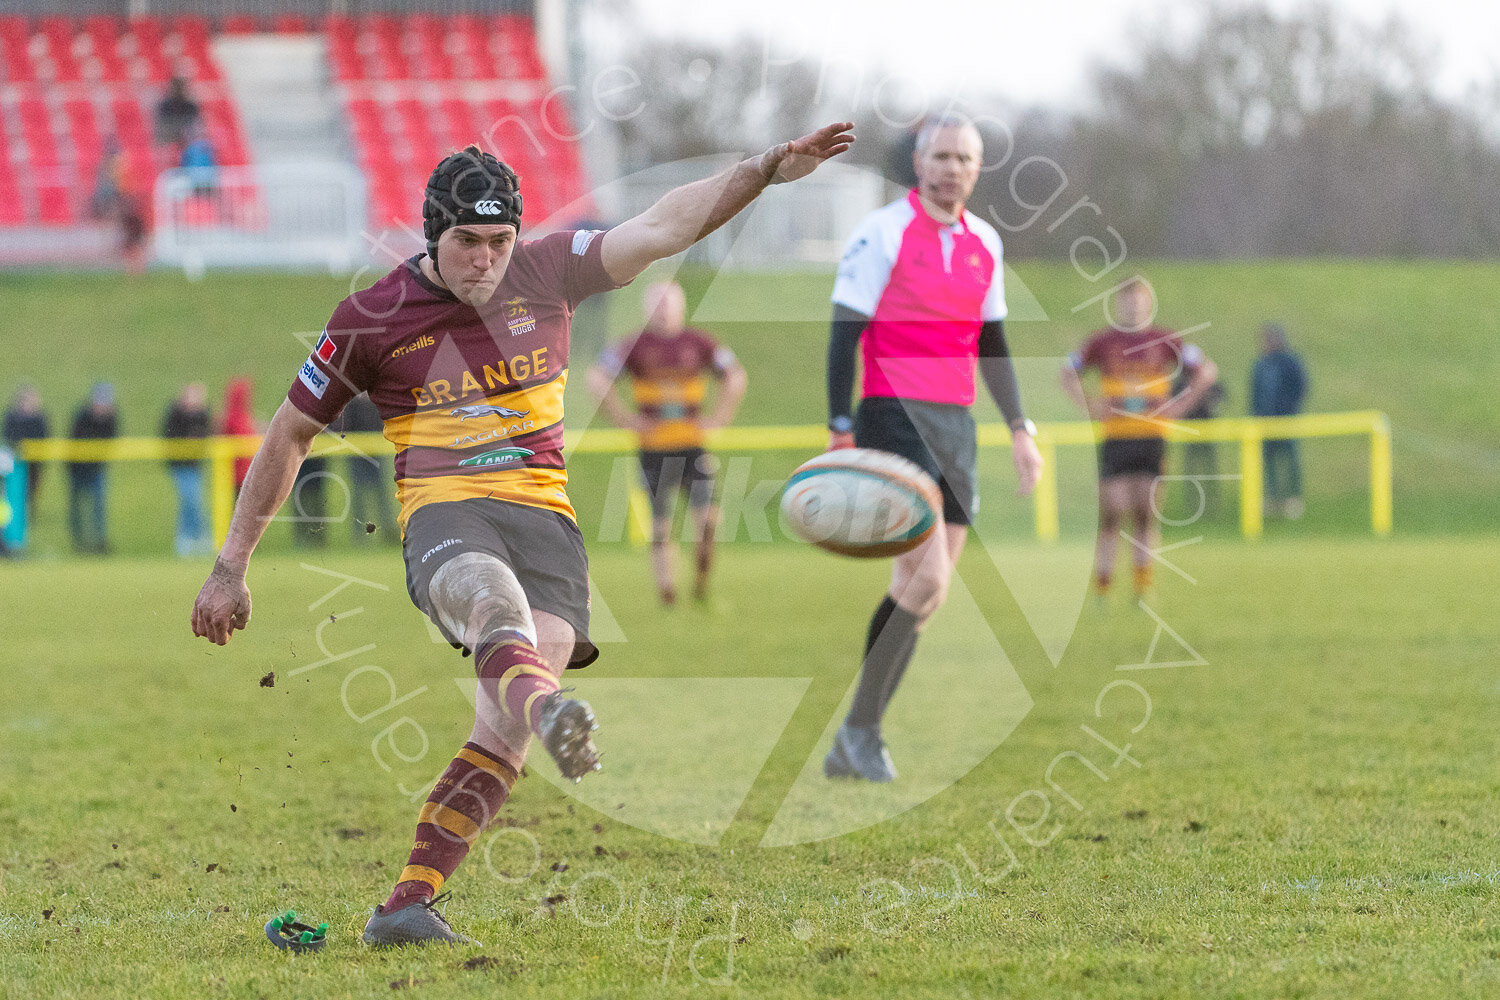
[854,396,977,526]
[1099,438,1167,479]
[639,448,717,518]
[402,498,598,668]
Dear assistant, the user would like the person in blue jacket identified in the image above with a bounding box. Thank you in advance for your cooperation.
[1251,323,1309,518]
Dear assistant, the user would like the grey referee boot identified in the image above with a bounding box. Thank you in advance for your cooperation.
[824,722,897,782]
[362,893,479,947]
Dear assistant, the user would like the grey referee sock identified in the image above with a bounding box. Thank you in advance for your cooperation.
[846,596,920,730]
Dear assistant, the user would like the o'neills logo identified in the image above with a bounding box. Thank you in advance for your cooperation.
[392,335,435,359]
[457,446,534,468]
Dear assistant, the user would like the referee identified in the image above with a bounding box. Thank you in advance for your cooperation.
[823,114,1042,782]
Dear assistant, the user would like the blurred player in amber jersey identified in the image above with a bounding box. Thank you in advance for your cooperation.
[589,282,747,605]
[1063,278,1218,600]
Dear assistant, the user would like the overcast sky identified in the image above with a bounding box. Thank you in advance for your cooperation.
[628,0,1497,108]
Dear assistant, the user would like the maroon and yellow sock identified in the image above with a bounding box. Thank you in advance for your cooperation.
[1095,570,1112,594]
[1133,564,1153,595]
[476,636,560,737]
[384,742,518,911]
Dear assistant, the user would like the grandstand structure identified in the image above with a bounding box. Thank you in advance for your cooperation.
[0,2,593,266]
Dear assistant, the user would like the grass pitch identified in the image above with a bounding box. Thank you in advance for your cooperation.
[1,534,1496,998]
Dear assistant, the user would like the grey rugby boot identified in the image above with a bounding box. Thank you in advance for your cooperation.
[823,722,897,782]
[537,690,602,782]
[362,893,479,947]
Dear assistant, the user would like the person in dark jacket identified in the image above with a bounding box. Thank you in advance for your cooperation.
[162,382,212,556]
[68,382,118,554]
[1251,323,1309,518]
[3,384,50,508]
[340,393,397,544]
[1171,367,1227,518]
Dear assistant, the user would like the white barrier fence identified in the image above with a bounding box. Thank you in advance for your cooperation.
[152,161,368,275]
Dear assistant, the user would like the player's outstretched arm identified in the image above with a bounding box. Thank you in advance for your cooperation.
[191,401,326,646]
[600,122,855,285]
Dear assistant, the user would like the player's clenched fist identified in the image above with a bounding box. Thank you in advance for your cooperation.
[192,559,252,645]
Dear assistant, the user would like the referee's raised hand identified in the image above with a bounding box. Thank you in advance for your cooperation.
[760,122,856,185]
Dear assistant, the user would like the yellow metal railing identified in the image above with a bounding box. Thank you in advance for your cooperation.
[13,411,1391,548]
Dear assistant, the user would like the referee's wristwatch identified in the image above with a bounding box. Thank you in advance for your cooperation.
[1009,417,1037,437]
[828,415,853,434]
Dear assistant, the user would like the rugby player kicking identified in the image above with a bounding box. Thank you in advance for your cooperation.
[191,123,854,946]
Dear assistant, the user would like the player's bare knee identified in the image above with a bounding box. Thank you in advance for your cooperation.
[898,565,949,619]
[428,551,537,651]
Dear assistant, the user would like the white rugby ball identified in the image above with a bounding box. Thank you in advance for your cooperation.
[780,448,943,558]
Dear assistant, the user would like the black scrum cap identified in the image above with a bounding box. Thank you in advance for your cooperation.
[422,145,523,265]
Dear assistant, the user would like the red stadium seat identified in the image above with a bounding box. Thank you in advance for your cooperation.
[0,20,36,83]
[0,162,27,224]
[36,18,83,83]
[221,15,257,35]
[32,151,75,224]
[63,98,104,168]
[437,99,474,149]
[274,14,308,34]
[366,14,401,42]
[171,15,209,45]
[0,13,252,229]
[107,95,153,165]
[324,12,591,231]
[126,19,174,83]
[18,97,60,167]
[327,34,362,80]
[323,14,355,42]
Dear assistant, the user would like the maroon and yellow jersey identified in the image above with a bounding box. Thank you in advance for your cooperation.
[286,229,622,531]
[1068,326,1205,439]
[597,328,736,451]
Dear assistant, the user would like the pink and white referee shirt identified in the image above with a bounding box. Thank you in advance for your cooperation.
[831,189,1007,407]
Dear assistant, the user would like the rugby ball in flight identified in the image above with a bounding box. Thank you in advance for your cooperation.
[780,448,943,558]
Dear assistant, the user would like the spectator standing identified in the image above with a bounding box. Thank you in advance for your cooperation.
[90,138,148,273]
[162,382,213,556]
[1171,366,1227,518]
[68,383,118,554]
[291,452,329,548]
[3,384,50,508]
[180,121,218,197]
[1250,323,1309,519]
[154,77,202,152]
[340,393,396,544]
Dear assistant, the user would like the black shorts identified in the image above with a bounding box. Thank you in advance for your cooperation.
[854,396,977,526]
[639,448,717,518]
[1099,438,1167,479]
[402,498,598,668]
